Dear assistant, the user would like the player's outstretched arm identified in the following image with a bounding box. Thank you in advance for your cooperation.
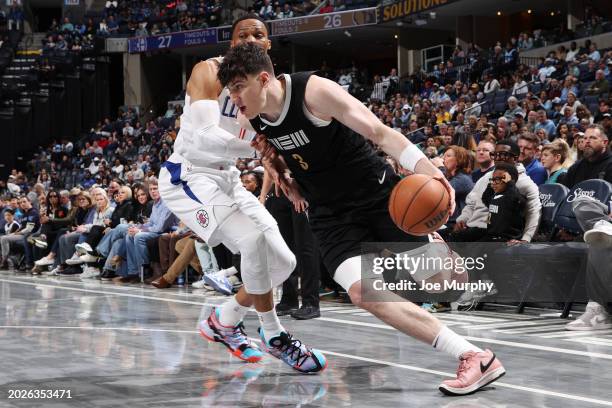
[186,61,254,157]
[304,75,455,212]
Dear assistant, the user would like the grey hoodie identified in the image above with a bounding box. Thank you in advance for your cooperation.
[456,163,542,242]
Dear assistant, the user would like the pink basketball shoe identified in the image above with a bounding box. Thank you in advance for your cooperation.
[439,349,505,396]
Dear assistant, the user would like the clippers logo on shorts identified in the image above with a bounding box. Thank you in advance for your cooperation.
[267,130,310,151]
[196,209,210,228]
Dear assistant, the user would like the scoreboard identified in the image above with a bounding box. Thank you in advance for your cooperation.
[267,8,378,37]
[128,8,378,53]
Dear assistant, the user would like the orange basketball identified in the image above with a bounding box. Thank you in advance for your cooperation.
[388,174,450,236]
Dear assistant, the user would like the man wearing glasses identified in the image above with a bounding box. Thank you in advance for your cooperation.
[0,196,40,269]
[450,140,541,244]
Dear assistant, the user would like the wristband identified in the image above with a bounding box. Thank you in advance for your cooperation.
[399,144,426,172]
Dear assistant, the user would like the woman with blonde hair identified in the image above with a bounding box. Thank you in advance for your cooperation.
[541,139,573,184]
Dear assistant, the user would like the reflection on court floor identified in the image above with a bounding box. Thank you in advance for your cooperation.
[1,270,611,408]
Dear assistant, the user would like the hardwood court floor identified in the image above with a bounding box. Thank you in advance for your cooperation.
[0,270,611,407]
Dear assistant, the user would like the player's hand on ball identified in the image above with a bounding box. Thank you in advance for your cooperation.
[433,175,456,222]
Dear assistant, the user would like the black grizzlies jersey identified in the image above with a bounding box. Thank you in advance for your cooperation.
[249,72,397,211]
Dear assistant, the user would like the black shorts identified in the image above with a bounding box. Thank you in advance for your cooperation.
[308,198,428,277]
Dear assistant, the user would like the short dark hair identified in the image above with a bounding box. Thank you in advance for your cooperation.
[231,13,267,34]
[4,209,14,216]
[496,139,520,156]
[218,42,274,88]
[494,162,519,182]
[518,132,539,146]
[586,124,609,140]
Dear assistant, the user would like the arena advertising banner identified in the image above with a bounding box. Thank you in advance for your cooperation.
[128,8,378,53]
[380,0,460,23]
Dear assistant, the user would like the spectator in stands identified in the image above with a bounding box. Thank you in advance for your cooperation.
[259,0,275,20]
[107,15,119,36]
[120,179,176,283]
[563,92,582,113]
[535,110,557,138]
[560,124,612,188]
[518,133,547,186]
[524,110,537,132]
[483,73,500,96]
[511,73,528,97]
[61,17,74,33]
[566,41,579,62]
[587,43,601,62]
[451,140,540,243]
[504,96,524,121]
[594,100,610,123]
[560,76,578,102]
[480,163,525,241]
[580,59,598,82]
[541,139,572,184]
[3,209,20,236]
[0,196,40,269]
[132,185,152,223]
[517,32,533,50]
[538,59,557,82]
[558,106,579,127]
[472,140,495,182]
[586,70,609,96]
[437,146,474,227]
[279,3,294,19]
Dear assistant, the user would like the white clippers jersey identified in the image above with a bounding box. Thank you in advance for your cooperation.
[173,59,255,168]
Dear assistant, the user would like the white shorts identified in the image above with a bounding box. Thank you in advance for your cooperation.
[159,153,277,251]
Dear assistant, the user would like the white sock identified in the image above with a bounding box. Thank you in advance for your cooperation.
[258,308,284,342]
[218,266,238,278]
[218,296,250,327]
[433,326,483,360]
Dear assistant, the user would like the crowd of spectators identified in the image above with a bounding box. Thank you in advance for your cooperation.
[0,17,610,326]
[0,100,263,294]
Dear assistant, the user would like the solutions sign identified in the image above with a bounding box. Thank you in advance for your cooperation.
[380,0,460,23]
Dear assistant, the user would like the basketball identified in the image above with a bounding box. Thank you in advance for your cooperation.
[388,174,450,236]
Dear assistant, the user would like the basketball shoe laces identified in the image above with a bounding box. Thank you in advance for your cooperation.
[210,316,253,351]
[275,333,309,367]
[456,351,477,379]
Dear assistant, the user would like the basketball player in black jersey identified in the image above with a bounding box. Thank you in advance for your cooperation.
[218,43,506,396]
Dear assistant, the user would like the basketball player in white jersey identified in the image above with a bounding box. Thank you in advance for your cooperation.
[158,15,326,373]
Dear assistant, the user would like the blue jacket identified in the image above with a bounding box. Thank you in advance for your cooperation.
[140,199,177,234]
[525,159,548,186]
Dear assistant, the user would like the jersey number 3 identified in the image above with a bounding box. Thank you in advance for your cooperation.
[292,154,309,171]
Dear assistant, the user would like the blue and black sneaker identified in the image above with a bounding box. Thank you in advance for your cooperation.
[258,328,327,373]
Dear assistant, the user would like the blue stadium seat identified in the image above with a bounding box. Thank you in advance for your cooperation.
[554,179,612,234]
[537,183,570,240]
